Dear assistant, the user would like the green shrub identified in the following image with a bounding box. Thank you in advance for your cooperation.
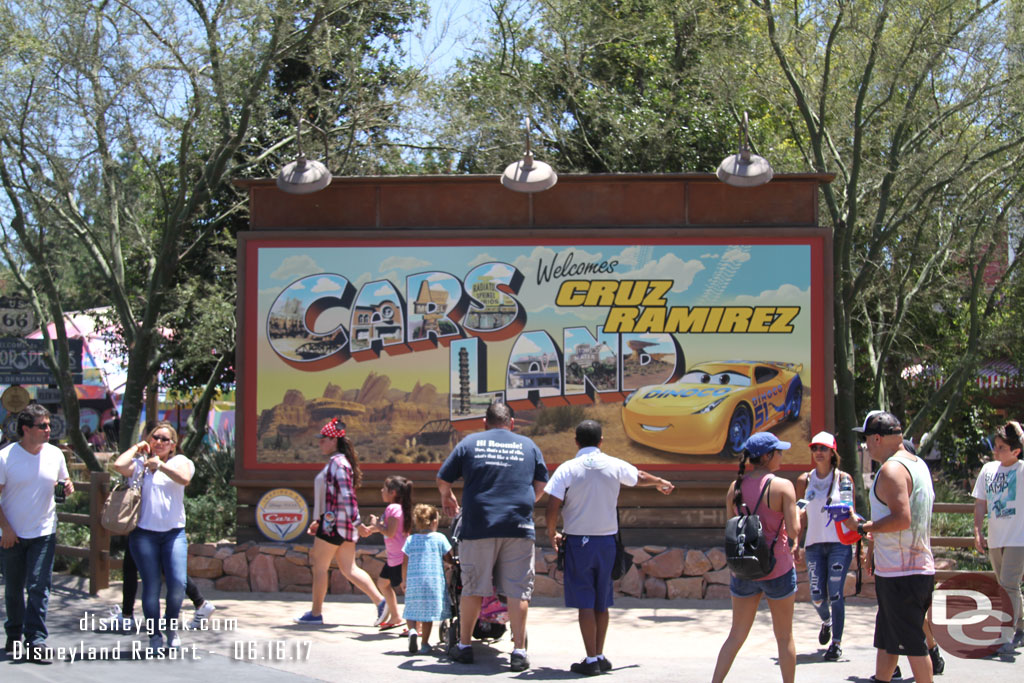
[184,438,237,543]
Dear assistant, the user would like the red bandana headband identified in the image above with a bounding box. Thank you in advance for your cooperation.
[320,418,346,439]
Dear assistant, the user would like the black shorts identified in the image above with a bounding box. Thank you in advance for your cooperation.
[315,519,347,546]
[380,562,402,587]
[873,574,933,656]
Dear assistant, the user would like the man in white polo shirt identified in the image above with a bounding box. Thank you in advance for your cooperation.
[0,404,73,664]
[545,419,673,676]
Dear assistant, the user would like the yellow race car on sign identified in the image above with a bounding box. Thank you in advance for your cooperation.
[621,360,803,456]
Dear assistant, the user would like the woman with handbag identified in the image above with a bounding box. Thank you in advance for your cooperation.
[293,418,386,626]
[712,432,800,683]
[112,421,193,651]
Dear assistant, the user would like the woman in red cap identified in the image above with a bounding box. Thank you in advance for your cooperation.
[795,431,856,662]
[294,418,386,626]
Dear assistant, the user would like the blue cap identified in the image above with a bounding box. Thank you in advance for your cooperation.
[744,432,791,458]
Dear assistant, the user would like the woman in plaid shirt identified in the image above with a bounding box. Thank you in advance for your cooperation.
[294,418,387,625]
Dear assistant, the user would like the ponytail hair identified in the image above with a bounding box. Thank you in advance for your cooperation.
[733,452,748,509]
[385,476,414,533]
[336,432,362,488]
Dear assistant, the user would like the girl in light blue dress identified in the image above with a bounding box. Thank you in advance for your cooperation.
[402,504,453,655]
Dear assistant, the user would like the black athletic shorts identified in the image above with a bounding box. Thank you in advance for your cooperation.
[380,562,402,587]
[873,573,933,656]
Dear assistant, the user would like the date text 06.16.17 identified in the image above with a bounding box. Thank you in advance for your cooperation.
[232,640,311,662]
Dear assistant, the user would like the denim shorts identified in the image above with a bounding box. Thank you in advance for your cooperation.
[730,566,797,600]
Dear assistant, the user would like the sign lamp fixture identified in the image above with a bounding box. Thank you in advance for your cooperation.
[716,111,773,188]
[501,117,558,193]
[276,119,332,195]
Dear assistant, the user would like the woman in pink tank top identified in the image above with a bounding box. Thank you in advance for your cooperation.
[713,432,801,683]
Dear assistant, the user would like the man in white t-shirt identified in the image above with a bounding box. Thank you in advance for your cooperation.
[544,420,673,676]
[0,404,73,664]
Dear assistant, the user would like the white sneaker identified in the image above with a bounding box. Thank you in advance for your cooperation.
[187,601,216,629]
[168,632,181,648]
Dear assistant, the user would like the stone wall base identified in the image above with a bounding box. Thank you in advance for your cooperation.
[188,541,949,601]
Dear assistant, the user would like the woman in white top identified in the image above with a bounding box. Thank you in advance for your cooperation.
[795,431,854,662]
[113,421,194,651]
[973,420,1024,653]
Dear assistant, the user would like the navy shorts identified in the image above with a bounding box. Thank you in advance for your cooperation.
[563,534,616,611]
[730,566,797,601]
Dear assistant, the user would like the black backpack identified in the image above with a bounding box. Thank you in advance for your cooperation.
[725,477,781,580]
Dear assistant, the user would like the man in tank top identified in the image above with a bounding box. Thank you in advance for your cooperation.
[847,410,935,683]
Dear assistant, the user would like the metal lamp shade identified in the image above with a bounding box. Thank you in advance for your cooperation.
[501,152,558,193]
[276,156,332,194]
[716,152,774,187]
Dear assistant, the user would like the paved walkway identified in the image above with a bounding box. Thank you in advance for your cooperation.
[1,574,1020,681]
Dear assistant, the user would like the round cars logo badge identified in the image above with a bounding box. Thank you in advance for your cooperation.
[931,572,1014,658]
[255,488,309,543]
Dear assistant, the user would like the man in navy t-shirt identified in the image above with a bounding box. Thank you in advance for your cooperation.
[437,402,548,672]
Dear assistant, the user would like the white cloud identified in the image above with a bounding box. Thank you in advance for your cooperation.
[270,255,320,280]
[731,284,809,305]
[701,253,720,259]
[619,253,705,293]
[311,277,344,293]
[722,247,752,264]
[474,262,516,280]
[511,334,545,356]
[373,283,399,298]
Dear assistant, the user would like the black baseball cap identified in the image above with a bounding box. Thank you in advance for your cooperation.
[852,410,903,436]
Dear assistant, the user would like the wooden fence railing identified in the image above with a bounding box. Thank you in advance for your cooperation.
[55,470,123,595]
[930,501,994,582]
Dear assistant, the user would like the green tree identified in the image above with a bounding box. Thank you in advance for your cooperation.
[740,0,1024,495]
[0,0,423,466]
[430,0,741,174]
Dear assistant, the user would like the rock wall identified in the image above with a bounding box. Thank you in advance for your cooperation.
[186,541,919,601]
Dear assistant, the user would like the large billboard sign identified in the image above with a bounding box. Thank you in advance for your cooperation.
[241,234,827,471]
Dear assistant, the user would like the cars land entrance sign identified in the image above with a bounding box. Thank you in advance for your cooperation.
[242,235,827,472]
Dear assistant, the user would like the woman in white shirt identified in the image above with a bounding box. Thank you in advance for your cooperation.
[795,431,855,662]
[113,421,194,651]
[973,420,1024,653]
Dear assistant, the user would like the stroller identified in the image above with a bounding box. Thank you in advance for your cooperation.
[438,513,511,651]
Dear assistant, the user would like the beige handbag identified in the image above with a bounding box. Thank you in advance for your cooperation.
[101,472,143,535]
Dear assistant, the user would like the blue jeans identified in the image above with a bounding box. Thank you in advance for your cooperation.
[1,533,56,645]
[805,542,853,642]
[129,527,187,638]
